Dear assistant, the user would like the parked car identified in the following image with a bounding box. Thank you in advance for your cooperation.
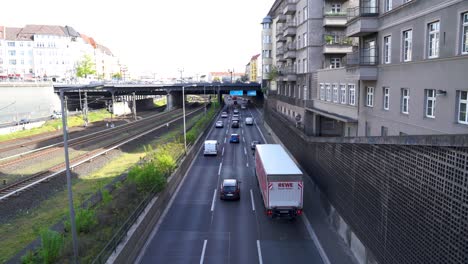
[251,140,261,150]
[231,121,239,128]
[221,112,228,118]
[245,117,253,125]
[229,133,240,143]
[50,112,62,119]
[215,121,224,128]
[17,118,30,125]
[220,179,241,200]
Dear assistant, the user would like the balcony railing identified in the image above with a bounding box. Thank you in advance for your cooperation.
[323,34,353,45]
[346,48,378,66]
[284,21,297,29]
[347,1,379,21]
[286,41,297,51]
[278,65,296,75]
[324,11,347,17]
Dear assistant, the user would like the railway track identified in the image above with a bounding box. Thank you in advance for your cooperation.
[0,106,205,201]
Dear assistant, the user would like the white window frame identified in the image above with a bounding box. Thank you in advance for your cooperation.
[348,84,356,106]
[326,83,331,101]
[403,29,412,62]
[331,4,341,13]
[462,12,468,54]
[340,84,347,104]
[401,88,410,114]
[385,0,392,12]
[303,59,307,73]
[427,21,440,58]
[332,84,339,103]
[303,7,308,21]
[320,83,325,100]
[303,33,307,48]
[425,89,436,118]
[383,35,391,64]
[458,91,468,124]
[366,87,374,107]
[304,85,308,100]
[330,57,341,69]
[383,87,390,110]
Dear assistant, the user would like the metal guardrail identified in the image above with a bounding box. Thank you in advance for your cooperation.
[347,1,379,21]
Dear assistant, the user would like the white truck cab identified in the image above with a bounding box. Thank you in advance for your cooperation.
[204,140,219,156]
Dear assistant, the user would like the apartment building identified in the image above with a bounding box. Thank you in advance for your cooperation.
[246,54,261,83]
[0,24,119,82]
[263,0,468,136]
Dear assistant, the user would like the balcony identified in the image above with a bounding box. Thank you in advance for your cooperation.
[346,3,379,37]
[278,66,297,82]
[323,34,354,54]
[277,14,286,23]
[276,25,284,37]
[283,21,297,37]
[276,35,286,43]
[323,12,347,27]
[344,49,378,80]
[283,0,297,15]
[277,46,285,56]
[284,42,297,59]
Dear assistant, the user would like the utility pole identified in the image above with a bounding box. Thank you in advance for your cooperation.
[132,92,137,121]
[83,92,88,127]
[60,92,79,263]
[178,68,184,83]
[228,68,234,83]
[204,85,206,115]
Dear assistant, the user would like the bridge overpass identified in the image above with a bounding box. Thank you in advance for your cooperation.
[53,82,262,111]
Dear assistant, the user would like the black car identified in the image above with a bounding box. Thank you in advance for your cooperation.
[220,179,240,200]
[231,120,239,128]
[251,140,261,150]
[17,118,30,125]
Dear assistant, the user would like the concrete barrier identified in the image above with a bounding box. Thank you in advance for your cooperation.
[107,110,218,264]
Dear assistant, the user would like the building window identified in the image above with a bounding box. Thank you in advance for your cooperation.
[403,29,413,62]
[458,91,468,124]
[349,84,356,105]
[303,33,307,47]
[304,85,308,100]
[332,84,339,102]
[9,59,16,65]
[8,50,16,56]
[297,36,301,49]
[366,87,374,107]
[401,88,410,114]
[425,89,436,118]
[462,12,468,54]
[303,59,307,73]
[383,35,391,64]
[330,58,341,69]
[385,0,392,12]
[263,23,270,29]
[381,126,388,136]
[21,59,24,65]
[320,83,325,100]
[428,21,440,58]
[7,42,15,47]
[399,132,408,136]
[383,87,390,110]
[365,122,371,136]
[331,4,341,13]
[263,35,271,44]
[326,84,331,101]
[303,7,308,21]
[340,84,347,104]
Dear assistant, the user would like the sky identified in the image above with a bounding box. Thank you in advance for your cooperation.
[0,0,275,78]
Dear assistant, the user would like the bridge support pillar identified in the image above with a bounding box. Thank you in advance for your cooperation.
[166,91,183,110]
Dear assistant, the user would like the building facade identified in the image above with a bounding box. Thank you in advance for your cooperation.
[264,0,468,137]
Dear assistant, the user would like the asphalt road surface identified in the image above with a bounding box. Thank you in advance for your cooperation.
[137,100,328,264]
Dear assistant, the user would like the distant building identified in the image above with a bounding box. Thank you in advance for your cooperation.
[246,54,261,83]
[208,72,244,83]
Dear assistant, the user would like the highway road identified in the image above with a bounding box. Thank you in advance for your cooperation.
[137,100,328,264]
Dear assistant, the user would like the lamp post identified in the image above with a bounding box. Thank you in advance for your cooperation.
[182,84,196,152]
[59,90,79,263]
[228,68,234,83]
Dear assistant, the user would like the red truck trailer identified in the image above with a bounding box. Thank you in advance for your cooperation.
[255,144,303,218]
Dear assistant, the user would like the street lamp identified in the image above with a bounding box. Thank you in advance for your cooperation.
[228,68,234,83]
[59,90,79,263]
[182,84,196,152]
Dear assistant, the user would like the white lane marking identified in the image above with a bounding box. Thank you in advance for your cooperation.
[242,129,244,134]
[246,163,249,167]
[226,129,228,135]
[222,147,225,156]
[250,109,267,144]
[242,137,245,143]
[244,147,247,155]
[224,137,227,143]
[200,240,208,264]
[218,162,223,176]
[257,240,263,264]
[211,189,217,212]
[250,189,255,211]
[301,214,331,264]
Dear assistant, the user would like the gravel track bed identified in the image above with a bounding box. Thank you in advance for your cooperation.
[0,107,201,224]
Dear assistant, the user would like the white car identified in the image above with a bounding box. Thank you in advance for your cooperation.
[221,112,228,118]
[204,140,219,155]
[245,117,253,125]
[241,105,246,109]
[215,121,224,128]
[50,112,62,119]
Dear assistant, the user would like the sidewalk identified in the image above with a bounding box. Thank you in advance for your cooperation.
[253,105,359,264]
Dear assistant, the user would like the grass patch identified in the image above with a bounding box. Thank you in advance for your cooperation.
[0,110,111,143]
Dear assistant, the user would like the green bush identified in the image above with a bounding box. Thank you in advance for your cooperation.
[64,208,97,234]
[101,189,112,205]
[128,162,167,193]
[21,250,40,264]
[39,229,63,264]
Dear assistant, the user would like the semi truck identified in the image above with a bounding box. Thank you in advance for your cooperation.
[255,144,303,218]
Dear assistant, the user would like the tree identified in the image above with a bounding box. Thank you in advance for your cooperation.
[76,55,96,78]
[240,75,249,82]
[112,72,122,80]
[267,66,279,81]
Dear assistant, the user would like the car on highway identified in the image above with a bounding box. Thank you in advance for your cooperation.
[231,120,239,128]
[215,121,224,128]
[17,118,30,125]
[219,179,240,200]
[229,133,240,143]
[233,109,239,114]
[241,105,246,109]
[245,117,253,125]
[221,112,228,118]
[50,112,62,119]
[251,140,261,150]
